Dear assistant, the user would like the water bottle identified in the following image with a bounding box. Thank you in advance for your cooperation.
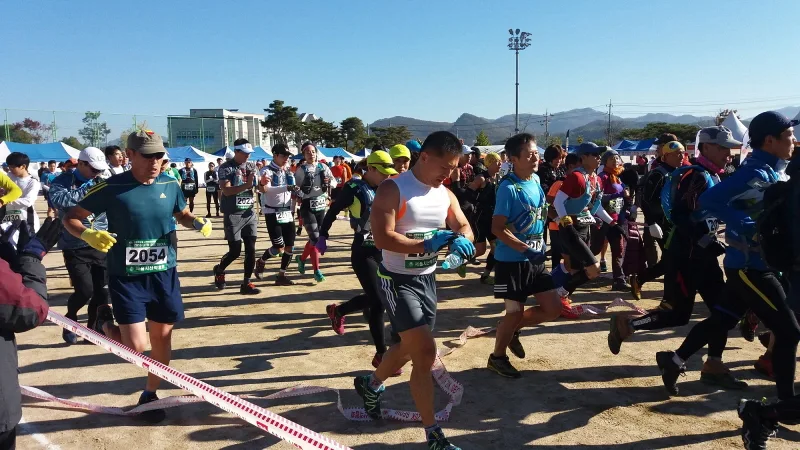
[286,172,295,186]
[441,253,464,270]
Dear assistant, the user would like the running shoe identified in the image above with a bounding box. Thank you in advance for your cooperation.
[740,312,759,342]
[254,258,266,280]
[607,314,632,355]
[599,260,607,272]
[205,213,211,218]
[295,256,306,274]
[93,304,115,336]
[487,354,521,378]
[479,274,495,285]
[296,226,303,236]
[611,281,631,292]
[700,371,748,390]
[757,332,771,350]
[754,355,774,379]
[560,297,580,320]
[240,282,261,295]
[326,304,346,335]
[353,375,384,419]
[213,265,226,290]
[427,426,462,450]
[275,275,294,286]
[136,391,166,424]
[738,399,778,450]
[456,264,467,278]
[655,351,685,396]
[314,270,326,283]
[62,329,78,344]
[371,353,403,376]
[508,330,525,359]
[470,258,481,266]
[629,273,642,300]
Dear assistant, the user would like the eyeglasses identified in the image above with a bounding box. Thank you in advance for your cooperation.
[140,152,165,160]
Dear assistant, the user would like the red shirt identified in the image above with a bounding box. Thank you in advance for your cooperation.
[330,165,348,185]
[559,170,595,198]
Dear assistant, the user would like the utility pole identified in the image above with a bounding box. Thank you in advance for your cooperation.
[507,29,531,134]
[606,99,612,145]
[544,109,551,142]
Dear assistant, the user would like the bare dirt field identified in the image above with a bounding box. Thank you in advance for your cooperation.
[14,207,800,449]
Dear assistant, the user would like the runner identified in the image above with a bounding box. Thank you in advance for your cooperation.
[204,161,220,217]
[650,112,799,398]
[592,149,631,291]
[213,138,261,295]
[629,134,683,299]
[179,158,199,213]
[353,130,474,450]
[329,156,352,203]
[488,133,562,379]
[104,145,127,176]
[39,159,59,218]
[293,142,337,283]
[390,144,412,174]
[253,143,298,286]
[545,154,580,270]
[468,151,502,284]
[63,129,213,423]
[2,152,41,244]
[49,147,111,344]
[318,150,398,371]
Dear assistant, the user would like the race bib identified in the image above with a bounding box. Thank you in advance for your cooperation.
[576,211,595,224]
[404,231,437,269]
[275,209,292,224]
[206,185,216,193]
[608,198,623,214]
[125,238,168,275]
[2,209,22,223]
[235,194,254,210]
[183,183,196,191]
[526,233,544,252]
[362,231,375,247]
[310,196,327,212]
[336,177,343,184]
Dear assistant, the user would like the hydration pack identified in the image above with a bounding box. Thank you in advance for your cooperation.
[660,165,714,225]
[757,176,797,272]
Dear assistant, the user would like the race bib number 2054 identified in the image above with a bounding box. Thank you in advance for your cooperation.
[125,239,169,275]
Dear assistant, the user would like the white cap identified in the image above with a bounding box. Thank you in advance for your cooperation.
[462,145,472,155]
[79,147,110,171]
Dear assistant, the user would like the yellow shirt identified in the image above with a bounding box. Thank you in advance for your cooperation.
[0,171,22,206]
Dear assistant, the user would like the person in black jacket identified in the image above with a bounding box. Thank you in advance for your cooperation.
[204,162,220,218]
[0,218,61,450]
[538,144,567,195]
[178,158,199,213]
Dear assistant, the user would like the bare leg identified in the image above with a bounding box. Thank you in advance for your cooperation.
[493,309,523,357]
[145,321,174,392]
[518,290,562,328]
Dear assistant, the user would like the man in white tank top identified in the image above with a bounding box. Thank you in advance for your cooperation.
[353,131,474,450]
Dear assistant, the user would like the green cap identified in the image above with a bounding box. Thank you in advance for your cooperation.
[388,144,411,161]
[367,150,398,176]
[127,130,166,154]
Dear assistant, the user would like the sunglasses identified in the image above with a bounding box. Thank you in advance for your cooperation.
[140,152,165,160]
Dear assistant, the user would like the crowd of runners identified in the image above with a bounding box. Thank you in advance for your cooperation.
[1,111,800,449]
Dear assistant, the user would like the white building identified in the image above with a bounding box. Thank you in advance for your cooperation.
[167,109,272,153]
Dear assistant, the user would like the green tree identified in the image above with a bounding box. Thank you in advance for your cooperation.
[594,138,608,147]
[78,111,111,147]
[340,117,367,150]
[475,130,491,146]
[0,123,35,143]
[369,126,412,148]
[20,118,53,144]
[262,100,301,145]
[61,136,85,149]
[617,122,700,143]
[544,136,562,147]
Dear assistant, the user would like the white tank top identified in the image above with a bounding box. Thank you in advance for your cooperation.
[381,170,450,275]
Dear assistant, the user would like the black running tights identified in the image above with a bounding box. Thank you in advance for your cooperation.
[337,251,387,354]
[219,237,257,281]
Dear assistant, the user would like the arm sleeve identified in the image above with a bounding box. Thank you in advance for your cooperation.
[78,180,110,215]
[261,172,288,195]
[320,184,356,238]
[0,256,48,334]
[48,174,86,210]
[596,208,614,224]
[554,190,570,219]
[0,172,22,205]
[325,165,338,189]
[9,178,40,208]
[699,169,755,225]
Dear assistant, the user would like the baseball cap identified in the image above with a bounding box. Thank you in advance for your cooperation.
[600,148,620,165]
[662,141,686,154]
[127,130,166,154]
[698,126,742,148]
[748,111,799,145]
[461,145,472,155]
[470,146,481,157]
[388,144,411,160]
[576,142,601,156]
[406,140,422,153]
[64,158,78,166]
[78,147,110,171]
[271,143,291,156]
[234,142,254,154]
[184,157,192,163]
[366,150,398,176]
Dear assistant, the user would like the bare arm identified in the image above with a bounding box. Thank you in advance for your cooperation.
[444,188,474,242]
[173,207,197,229]
[370,180,426,254]
[491,215,527,253]
[63,205,94,238]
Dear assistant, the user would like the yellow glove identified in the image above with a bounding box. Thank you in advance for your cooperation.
[559,216,574,227]
[193,217,212,238]
[81,228,117,252]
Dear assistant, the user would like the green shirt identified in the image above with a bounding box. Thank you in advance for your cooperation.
[79,172,187,277]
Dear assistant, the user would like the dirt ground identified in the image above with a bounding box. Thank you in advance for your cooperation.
[14,205,800,449]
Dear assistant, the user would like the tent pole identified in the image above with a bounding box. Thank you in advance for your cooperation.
[200,118,205,152]
[52,111,58,142]
[4,109,9,142]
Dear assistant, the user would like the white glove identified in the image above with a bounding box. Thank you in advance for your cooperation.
[648,223,663,239]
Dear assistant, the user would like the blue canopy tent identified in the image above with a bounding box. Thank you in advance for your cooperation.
[634,138,657,151]
[354,148,370,158]
[211,145,271,160]
[613,139,638,150]
[0,141,80,162]
[319,147,358,161]
[165,146,214,163]
[213,146,233,157]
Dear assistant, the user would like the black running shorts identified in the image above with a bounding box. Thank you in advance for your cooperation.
[494,260,555,303]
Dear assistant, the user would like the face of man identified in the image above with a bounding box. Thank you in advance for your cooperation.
[581,152,600,172]
[763,128,797,160]
[233,151,250,165]
[662,148,685,169]
[701,143,732,169]
[77,161,100,179]
[186,161,193,169]
[274,154,289,167]
[417,151,460,188]
[109,150,124,167]
[365,165,390,186]
[48,162,57,172]
[127,148,163,181]
[303,147,317,164]
[510,141,540,174]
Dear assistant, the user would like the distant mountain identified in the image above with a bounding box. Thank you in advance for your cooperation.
[371,108,718,144]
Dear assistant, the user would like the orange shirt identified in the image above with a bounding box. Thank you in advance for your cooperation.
[330,164,348,185]
[547,181,562,231]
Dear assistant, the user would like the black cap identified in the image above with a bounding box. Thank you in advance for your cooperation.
[749,111,799,144]
[470,146,481,156]
[271,143,291,156]
[184,158,192,163]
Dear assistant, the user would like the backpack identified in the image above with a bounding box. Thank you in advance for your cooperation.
[659,165,713,225]
[757,177,797,272]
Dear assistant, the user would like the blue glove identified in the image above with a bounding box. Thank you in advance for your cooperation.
[449,235,476,259]
[423,230,455,254]
[523,242,547,265]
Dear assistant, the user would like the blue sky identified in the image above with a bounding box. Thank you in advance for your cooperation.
[3,0,800,137]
